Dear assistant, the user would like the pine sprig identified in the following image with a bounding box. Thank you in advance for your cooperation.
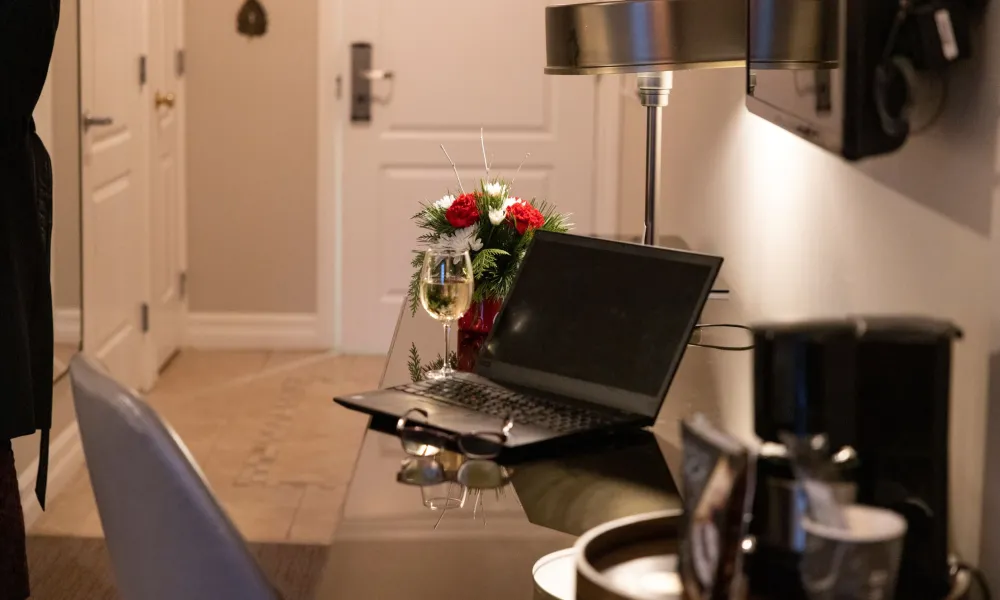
[408,343,423,382]
[533,199,572,233]
[407,251,425,315]
[407,343,457,382]
[413,204,456,240]
[426,352,458,373]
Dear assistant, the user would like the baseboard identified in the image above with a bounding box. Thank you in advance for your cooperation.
[184,312,327,350]
[18,422,85,530]
[53,308,81,344]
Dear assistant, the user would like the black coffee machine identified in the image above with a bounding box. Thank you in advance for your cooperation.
[745,317,960,600]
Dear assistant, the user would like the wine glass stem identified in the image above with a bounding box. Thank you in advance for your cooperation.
[443,322,452,372]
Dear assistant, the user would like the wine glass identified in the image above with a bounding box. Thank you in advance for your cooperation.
[419,248,474,380]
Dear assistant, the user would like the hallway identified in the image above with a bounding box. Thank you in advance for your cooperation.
[32,351,382,544]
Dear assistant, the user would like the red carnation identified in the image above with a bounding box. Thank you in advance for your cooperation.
[506,201,545,235]
[445,193,481,228]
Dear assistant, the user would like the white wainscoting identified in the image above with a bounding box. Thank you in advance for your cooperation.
[18,424,85,529]
[53,308,81,344]
[184,312,327,350]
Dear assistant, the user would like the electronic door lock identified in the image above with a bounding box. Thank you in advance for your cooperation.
[351,43,394,122]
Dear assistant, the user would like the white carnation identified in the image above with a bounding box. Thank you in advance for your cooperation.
[488,208,506,226]
[437,226,483,254]
[484,181,505,196]
[433,194,455,210]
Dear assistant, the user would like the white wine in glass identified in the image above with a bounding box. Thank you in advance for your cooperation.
[419,249,474,380]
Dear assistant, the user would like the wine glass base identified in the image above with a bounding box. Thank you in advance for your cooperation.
[424,368,453,380]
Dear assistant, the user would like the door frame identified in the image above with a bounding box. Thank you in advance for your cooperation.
[175,0,189,352]
[137,0,156,390]
[316,0,622,353]
[138,0,188,389]
[316,0,342,350]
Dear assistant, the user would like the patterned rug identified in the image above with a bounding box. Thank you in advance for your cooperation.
[26,535,328,600]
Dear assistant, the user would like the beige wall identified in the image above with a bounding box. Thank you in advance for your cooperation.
[619,20,998,568]
[980,48,1000,585]
[185,0,318,313]
[52,0,81,311]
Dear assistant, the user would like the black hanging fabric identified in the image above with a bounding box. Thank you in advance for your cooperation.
[237,0,268,38]
[0,0,58,513]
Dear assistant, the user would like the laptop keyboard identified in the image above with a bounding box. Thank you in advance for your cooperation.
[395,378,631,434]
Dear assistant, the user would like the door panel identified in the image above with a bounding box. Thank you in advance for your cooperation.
[342,0,598,353]
[80,0,145,389]
[149,0,185,368]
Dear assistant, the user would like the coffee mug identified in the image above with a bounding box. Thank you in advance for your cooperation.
[800,504,907,600]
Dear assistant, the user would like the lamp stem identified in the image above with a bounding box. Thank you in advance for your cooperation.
[636,72,673,246]
[644,105,663,246]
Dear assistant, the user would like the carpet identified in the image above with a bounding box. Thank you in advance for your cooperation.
[25,535,329,599]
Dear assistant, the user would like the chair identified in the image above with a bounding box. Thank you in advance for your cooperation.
[69,355,278,600]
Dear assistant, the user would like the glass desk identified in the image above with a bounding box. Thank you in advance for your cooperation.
[312,272,744,599]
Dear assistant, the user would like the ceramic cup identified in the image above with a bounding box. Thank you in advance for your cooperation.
[800,504,907,600]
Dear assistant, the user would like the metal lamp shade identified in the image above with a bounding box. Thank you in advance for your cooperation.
[750,0,840,69]
[545,0,746,75]
[545,0,840,74]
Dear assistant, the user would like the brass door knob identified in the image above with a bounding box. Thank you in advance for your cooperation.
[155,91,176,109]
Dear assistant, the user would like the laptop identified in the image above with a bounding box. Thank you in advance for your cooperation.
[335,231,722,455]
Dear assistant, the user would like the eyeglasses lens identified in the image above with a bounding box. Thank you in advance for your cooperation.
[401,427,449,457]
[397,457,446,486]
[457,432,505,459]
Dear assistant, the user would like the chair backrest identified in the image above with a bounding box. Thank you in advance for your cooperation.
[70,355,278,600]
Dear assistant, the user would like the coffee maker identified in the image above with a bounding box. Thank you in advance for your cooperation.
[745,317,960,600]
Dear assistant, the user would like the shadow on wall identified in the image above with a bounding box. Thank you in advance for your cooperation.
[858,11,1000,237]
[980,352,1000,593]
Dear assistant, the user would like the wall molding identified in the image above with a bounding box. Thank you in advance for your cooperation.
[593,73,623,237]
[317,0,343,351]
[19,423,85,530]
[184,312,326,350]
[53,307,81,344]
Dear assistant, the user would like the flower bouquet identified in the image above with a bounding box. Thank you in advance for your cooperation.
[406,151,572,371]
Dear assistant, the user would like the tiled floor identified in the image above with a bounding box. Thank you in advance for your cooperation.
[31,350,384,545]
[53,343,78,381]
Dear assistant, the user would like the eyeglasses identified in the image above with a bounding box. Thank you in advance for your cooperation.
[396,453,518,529]
[396,455,513,490]
[396,407,514,460]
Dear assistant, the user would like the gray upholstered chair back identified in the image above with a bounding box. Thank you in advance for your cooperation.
[70,355,278,600]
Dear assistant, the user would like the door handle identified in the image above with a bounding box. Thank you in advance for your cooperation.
[155,91,176,109]
[361,69,394,81]
[351,43,395,122]
[82,111,114,131]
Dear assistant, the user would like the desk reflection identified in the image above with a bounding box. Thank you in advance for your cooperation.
[313,426,682,599]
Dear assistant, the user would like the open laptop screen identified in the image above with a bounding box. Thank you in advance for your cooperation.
[477,232,721,418]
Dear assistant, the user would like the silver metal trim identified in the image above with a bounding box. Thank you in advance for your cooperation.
[545,0,746,75]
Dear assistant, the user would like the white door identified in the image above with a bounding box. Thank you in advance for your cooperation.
[340,0,600,354]
[80,0,146,389]
[148,0,186,369]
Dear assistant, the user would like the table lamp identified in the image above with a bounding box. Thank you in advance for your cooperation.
[545,0,745,245]
[546,0,833,245]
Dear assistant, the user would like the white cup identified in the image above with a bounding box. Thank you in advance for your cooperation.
[800,504,908,600]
